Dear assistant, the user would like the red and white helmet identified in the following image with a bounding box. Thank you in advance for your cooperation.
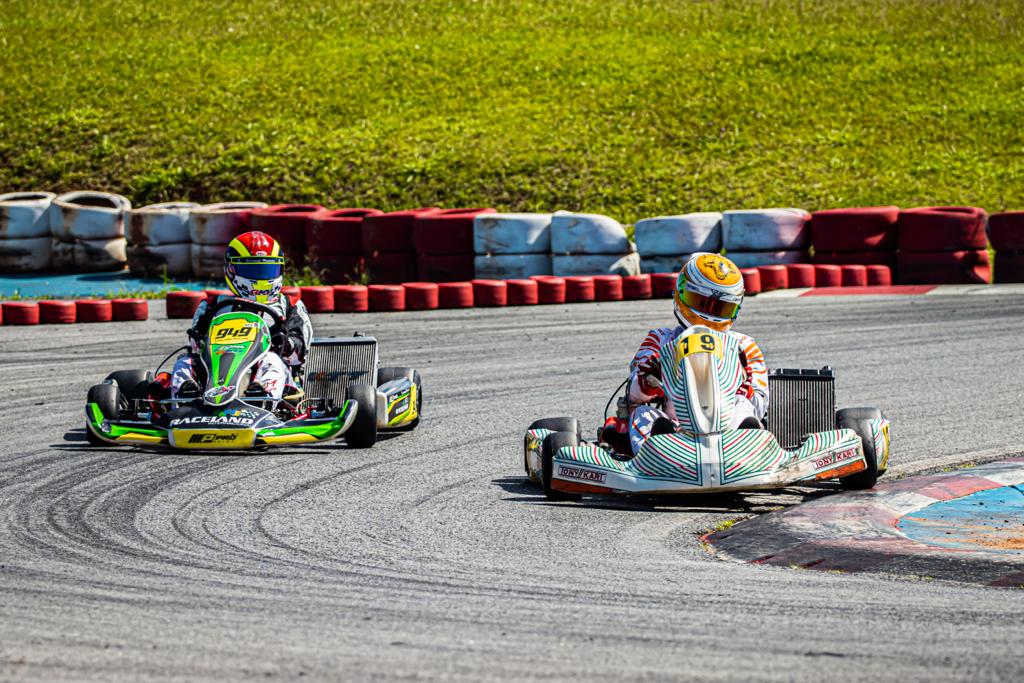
[224,231,285,304]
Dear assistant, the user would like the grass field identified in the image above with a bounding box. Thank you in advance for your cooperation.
[1,0,1022,221]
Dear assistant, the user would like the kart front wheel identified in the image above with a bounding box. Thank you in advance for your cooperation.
[104,369,154,401]
[345,382,378,448]
[85,382,121,447]
[837,407,884,490]
[541,431,582,501]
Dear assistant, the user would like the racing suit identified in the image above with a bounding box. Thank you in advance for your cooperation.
[626,324,768,454]
[170,295,313,402]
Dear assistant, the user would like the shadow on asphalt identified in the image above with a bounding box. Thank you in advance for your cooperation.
[53,428,403,455]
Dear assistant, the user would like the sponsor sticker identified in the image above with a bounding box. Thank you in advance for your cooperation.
[557,465,607,484]
[813,447,858,470]
[211,319,259,344]
[170,415,256,427]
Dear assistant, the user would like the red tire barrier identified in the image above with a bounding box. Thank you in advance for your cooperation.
[472,279,508,307]
[250,204,324,268]
[812,250,897,268]
[76,299,113,323]
[438,282,474,308]
[367,252,418,284]
[897,250,990,284]
[995,252,1024,283]
[307,208,380,257]
[740,269,761,295]
[417,253,475,282]
[594,275,624,301]
[2,301,39,325]
[112,299,148,322]
[840,264,868,287]
[988,212,1024,252]
[403,282,440,310]
[757,265,789,291]
[810,206,899,252]
[651,272,677,298]
[166,290,206,318]
[299,286,334,313]
[205,289,232,303]
[506,279,539,306]
[311,254,366,284]
[368,284,406,312]
[333,285,369,313]
[363,208,439,253]
[898,206,987,252]
[281,286,301,305]
[414,208,497,255]
[39,300,76,324]
[815,264,842,288]
[565,276,596,303]
[531,276,566,304]
[866,265,892,286]
[622,274,652,300]
[786,264,816,288]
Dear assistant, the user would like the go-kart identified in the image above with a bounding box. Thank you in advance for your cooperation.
[523,325,890,498]
[84,296,422,450]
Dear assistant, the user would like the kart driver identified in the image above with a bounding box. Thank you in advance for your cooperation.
[169,231,313,404]
[623,253,768,454]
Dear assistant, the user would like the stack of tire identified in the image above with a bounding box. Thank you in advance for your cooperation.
[189,202,267,279]
[126,202,197,277]
[414,208,496,281]
[250,204,323,270]
[307,208,381,283]
[550,212,640,276]
[362,208,438,283]
[50,191,131,272]
[989,212,1024,283]
[810,206,899,274]
[897,206,990,284]
[634,212,722,273]
[721,208,810,268]
[473,213,552,279]
[0,192,54,272]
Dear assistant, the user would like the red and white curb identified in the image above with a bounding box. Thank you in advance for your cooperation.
[757,283,1024,298]
[704,457,1024,587]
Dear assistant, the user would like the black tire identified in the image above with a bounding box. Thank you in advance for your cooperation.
[378,366,422,430]
[104,369,154,402]
[837,407,885,490]
[85,382,121,447]
[541,431,582,501]
[344,382,378,448]
[528,417,581,440]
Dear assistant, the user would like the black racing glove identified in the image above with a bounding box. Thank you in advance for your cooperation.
[272,333,295,358]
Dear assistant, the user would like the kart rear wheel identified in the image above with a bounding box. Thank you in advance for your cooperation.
[541,431,582,501]
[837,407,885,490]
[345,382,377,448]
[104,369,154,402]
[378,366,422,430]
[85,382,121,447]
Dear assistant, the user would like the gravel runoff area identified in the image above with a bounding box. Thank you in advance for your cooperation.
[1,292,1024,681]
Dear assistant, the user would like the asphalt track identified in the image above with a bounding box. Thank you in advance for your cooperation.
[2,292,1024,681]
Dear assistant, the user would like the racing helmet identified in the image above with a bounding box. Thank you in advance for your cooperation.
[224,231,285,304]
[673,253,744,331]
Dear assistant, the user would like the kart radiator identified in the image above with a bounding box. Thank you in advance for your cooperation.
[303,335,378,407]
[766,367,835,449]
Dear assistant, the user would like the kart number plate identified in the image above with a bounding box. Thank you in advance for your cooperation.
[211,319,258,344]
[677,333,722,359]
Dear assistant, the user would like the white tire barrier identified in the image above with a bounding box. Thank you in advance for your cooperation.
[640,254,689,274]
[473,213,551,254]
[127,243,193,277]
[191,243,227,279]
[50,190,131,240]
[726,250,807,269]
[51,236,127,272]
[722,208,810,251]
[634,213,722,256]
[0,236,52,272]
[189,201,267,245]
[553,252,641,277]
[551,212,631,254]
[474,254,552,279]
[128,201,197,246]
[0,192,55,239]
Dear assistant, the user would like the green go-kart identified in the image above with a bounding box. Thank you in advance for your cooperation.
[84,297,421,450]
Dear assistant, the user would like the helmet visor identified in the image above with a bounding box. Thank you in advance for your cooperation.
[682,287,741,320]
[229,257,284,281]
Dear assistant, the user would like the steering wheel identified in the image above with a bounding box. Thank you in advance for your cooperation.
[202,296,287,343]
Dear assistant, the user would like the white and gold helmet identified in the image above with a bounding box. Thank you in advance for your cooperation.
[673,253,744,331]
